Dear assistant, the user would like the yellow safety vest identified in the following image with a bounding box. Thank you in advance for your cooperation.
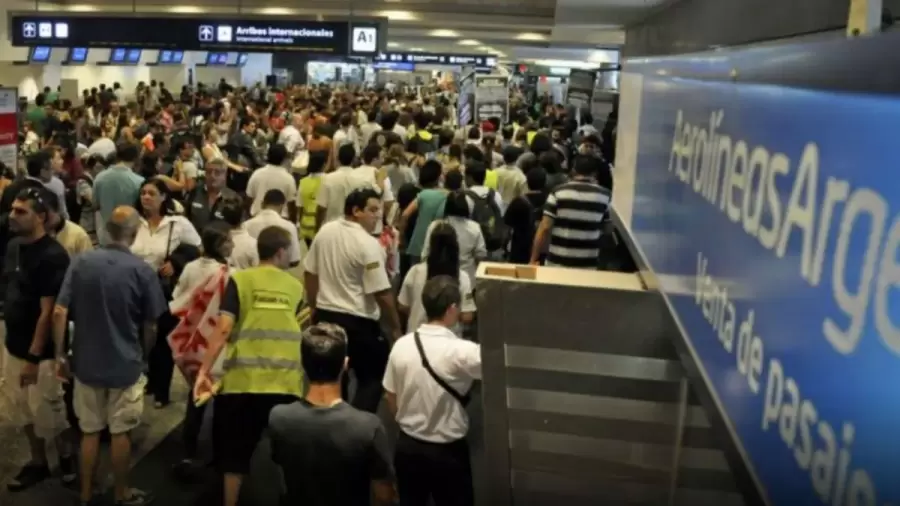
[485,169,499,190]
[221,265,304,397]
[299,174,323,241]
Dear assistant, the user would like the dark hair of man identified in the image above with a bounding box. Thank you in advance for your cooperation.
[503,146,524,165]
[26,150,51,178]
[444,169,464,191]
[263,189,286,208]
[438,129,455,148]
[462,144,483,163]
[42,187,60,213]
[201,220,231,264]
[339,113,353,128]
[418,160,442,188]
[380,110,398,131]
[526,168,548,191]
[337,143,356,167]
[422,274,461,321]
[443,190,469,218]
[465,160,487,186]
[301,323,348,383]
[467,126,481,140]
[307,150,328,174]
[530,133,552,156]
[448,144,463,160]
[501,125,515,141]
[343,187,380,216]
[362,144,380,165]
[16,188,52,219]
[366,109,378,123]
[241,117,256,130]
[266,143,288,166]
[219,197,244,227]
[425,222,460,282]
[116,142,140,163]
[257,225,291,261]
[539,150,562,175]
[572,154,603,177]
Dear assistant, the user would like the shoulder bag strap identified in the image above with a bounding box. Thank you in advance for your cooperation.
[413,331,471,407]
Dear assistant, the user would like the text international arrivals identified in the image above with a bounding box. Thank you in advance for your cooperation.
[669,107,900,506]
[235,26,335,38]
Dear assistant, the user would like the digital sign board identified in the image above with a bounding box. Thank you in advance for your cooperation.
[68,47,88,63]
[374,52,496,67]
[11,15,381,56]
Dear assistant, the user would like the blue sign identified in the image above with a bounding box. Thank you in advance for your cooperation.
[625,47,900,505]
[373,61,414,71]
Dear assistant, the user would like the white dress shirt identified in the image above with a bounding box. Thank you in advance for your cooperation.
[304,219,390,320]
[398,264,476,334]
[243,209,301,265]
[246,164,297,217]
[130,215,202,270]
[383,323,481,443]
[421,217,487,282]
[316,166,357,225]
[229,228,259,270]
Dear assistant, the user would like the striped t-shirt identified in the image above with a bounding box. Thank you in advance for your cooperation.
[543,179,611,268]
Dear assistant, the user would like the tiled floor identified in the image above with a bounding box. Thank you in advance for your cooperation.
[0,373,189,506]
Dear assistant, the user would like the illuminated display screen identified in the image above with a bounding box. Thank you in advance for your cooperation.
[11,15,380,55]
[68,47,88,62]
[109,48,126,63]
[30,46,51,62]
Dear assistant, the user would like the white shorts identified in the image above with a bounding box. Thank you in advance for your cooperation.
[74,375,146,435]
[0,349,69,440]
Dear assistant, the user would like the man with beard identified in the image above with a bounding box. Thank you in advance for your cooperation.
[2,187,76,491]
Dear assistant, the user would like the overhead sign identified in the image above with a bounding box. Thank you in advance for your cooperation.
[457,70,476,127]
[474,75,509,123]
[375,52,496,67]
[620,41,900,506]
[10,15,380,56]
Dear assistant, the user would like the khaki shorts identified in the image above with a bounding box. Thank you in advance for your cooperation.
[74,375,146,435]
[0,350,69,440]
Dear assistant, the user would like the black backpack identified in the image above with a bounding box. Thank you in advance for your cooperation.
[466,189,508,251]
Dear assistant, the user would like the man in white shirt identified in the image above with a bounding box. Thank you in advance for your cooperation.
[332,113,359,157]
[383,275,481,505]
[494,145,528,205]
[315,144,360,228]
[243,189,301,268]
[354,145,394,237]
[304,187,402,414]
[359,109,382,148]
[85,126,116,160]
[246,144,297,218]
[277,112,306,171]
[219,198,258,270]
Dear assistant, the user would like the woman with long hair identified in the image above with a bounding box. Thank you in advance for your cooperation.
[131,179,202,407]
[422,190,487,282]
[169,221,234,481]
[397,221,476,334]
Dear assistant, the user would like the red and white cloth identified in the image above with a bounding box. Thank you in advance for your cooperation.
[168,265,229,381]
[379,225,399,280]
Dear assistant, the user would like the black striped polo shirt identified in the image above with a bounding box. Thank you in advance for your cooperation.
[543,179,611,268]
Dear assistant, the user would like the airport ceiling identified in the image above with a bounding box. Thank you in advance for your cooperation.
[44,0,670,61]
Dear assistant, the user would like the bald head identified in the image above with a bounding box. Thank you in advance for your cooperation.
[106,205,140,244]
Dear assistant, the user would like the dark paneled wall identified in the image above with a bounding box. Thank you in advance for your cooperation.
[624,0,900,56]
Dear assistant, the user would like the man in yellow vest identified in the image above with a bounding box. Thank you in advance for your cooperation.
[194,225,304,506]
[297,151,327,247]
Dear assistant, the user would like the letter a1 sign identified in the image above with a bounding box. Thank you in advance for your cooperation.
[352,27,377,53]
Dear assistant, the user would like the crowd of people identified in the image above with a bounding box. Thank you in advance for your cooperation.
[0,77,616,506]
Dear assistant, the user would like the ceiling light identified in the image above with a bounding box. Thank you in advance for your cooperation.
[166,6,205,13]
[387,42,400,48]
[258,7,294,15]
[66,4,100,11]
[430,29,459,37]
[478,46,493,52]
[458,39,480,46]
[409,47,424,52]
[516,32,546,41]
[377,10,420,21]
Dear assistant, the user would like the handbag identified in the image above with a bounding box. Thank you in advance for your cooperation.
[413,331,471,406]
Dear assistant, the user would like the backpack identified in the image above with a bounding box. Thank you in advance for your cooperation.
[466,189,508,251]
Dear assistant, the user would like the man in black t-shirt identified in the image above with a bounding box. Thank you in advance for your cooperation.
[2,187,76,492]
[263,323,395,506]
